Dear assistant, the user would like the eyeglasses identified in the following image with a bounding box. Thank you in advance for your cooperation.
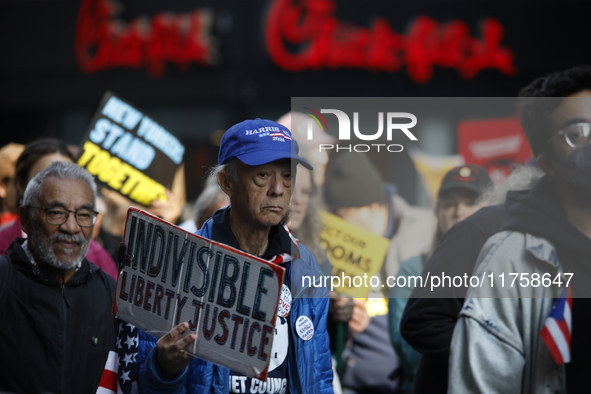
[27,206,98,227]
[549,122,591,148]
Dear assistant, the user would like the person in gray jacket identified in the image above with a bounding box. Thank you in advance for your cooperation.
[449,65,591,392]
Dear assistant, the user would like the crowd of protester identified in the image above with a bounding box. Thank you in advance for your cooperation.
[2,65,591,393]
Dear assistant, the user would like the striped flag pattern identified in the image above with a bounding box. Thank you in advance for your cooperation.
[540,287,573,364]
[97,320,140,394]
[268,226,299,265]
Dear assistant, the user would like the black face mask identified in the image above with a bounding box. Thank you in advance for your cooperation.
[566,143,591,197]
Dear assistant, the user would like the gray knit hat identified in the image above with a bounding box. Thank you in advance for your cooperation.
[323,153,387,210]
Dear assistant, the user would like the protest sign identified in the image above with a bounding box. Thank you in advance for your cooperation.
[78,91,185,206]
[115,208,285,380]
[408,147,465,203]
[318,211,389,297]
[458,117,533,184]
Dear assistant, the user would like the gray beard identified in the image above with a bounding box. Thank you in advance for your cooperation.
[29,228,90,271]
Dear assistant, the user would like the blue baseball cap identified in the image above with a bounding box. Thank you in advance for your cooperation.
[218,118,313,170]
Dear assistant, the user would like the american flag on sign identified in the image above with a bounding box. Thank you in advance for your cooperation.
[540,287,573,364]
[97,320,139,394]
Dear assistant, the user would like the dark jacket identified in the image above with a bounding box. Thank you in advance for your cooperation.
[400,205,506,393]
[0,238,116,394]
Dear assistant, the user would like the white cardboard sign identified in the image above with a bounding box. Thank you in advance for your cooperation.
[115,208,285,380]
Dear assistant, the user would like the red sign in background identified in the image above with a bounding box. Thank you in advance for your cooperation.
[75,0,217,77]
[458,117,533,184]
[265,0,515,84]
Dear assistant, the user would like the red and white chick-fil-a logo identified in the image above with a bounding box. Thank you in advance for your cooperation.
[303,108,417,153]
[265,0,516,83]
[75,0,217,77]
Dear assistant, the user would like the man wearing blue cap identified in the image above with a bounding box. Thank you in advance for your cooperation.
[138,119,334,393]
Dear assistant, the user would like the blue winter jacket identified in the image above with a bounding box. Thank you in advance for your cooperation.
[138,217,334,393]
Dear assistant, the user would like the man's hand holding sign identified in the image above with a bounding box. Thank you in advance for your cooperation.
[156,322,197,380]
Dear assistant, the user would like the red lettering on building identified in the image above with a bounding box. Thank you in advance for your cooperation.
[264,0,516,83]
[75,0,217,77]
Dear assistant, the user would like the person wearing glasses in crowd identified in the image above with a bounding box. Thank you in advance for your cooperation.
[449,66,591,392]
[0,138,118,279]
[0,161,115,394]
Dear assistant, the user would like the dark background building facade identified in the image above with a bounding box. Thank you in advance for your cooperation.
[1,0,590,202]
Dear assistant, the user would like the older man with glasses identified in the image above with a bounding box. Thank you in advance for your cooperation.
[0,161,115,394]
[138,118,334,394]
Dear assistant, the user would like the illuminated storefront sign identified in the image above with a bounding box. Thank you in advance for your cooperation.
[74,0,516,83]
[75,0,217,76]
[265,0,516,83]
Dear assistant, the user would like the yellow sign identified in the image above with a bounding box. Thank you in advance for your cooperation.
[319,211,389,297]
[78,141,166,206]
[364,297,388,317]
[408,147,464,202]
